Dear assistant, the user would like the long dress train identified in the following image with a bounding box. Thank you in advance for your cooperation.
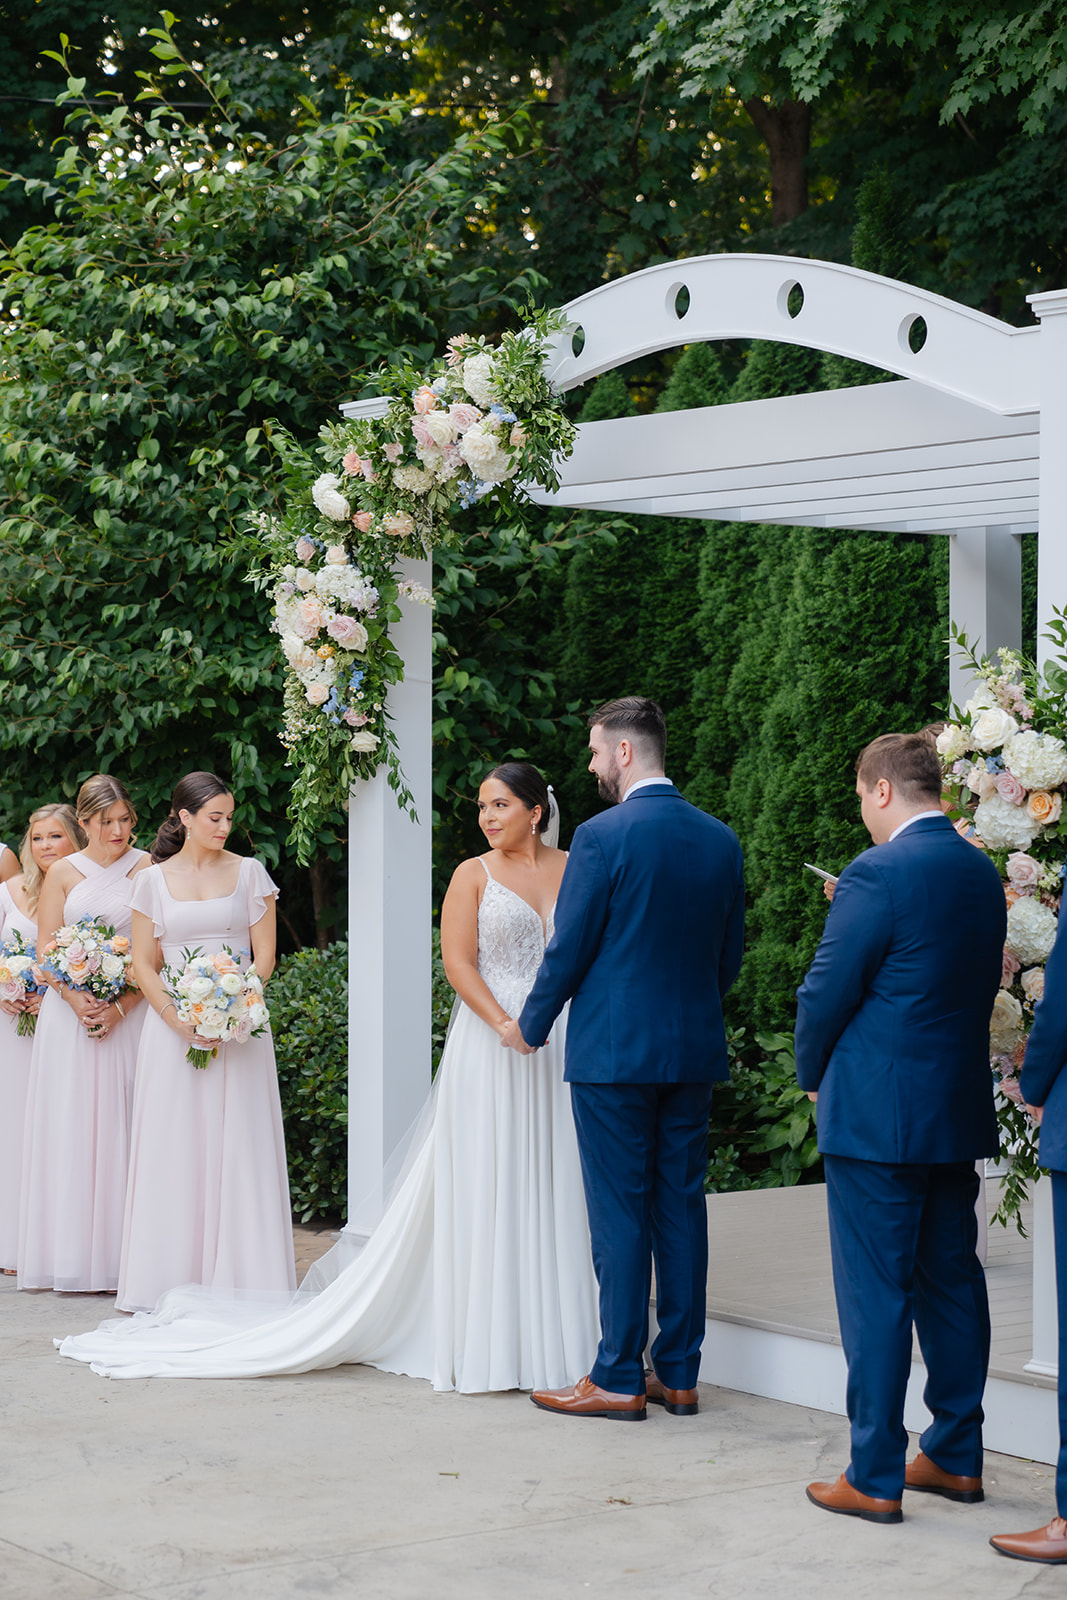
[56,856,599,1386]
[19,848,147,1292]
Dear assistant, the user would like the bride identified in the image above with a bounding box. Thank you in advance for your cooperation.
[57,762,599,1390]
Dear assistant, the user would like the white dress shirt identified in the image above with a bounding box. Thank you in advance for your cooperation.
[888,809,944,842]
[621,777,673,802]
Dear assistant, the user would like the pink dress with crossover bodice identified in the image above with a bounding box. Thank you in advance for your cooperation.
[116,858,295,1313]
[0,882,37,1270]
[18,848,147,1291]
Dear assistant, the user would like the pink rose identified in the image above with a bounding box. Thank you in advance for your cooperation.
[383,442,402,463]
[306,683,330,706]
[1001,949,1021,988]
[360,460,375,483]
[352,511,373,533]
[445,334,472,366]
[412,386,438,414]
[343,708,369,727]
[999,1072,1025,1106]
[67,942,87,963]
[995,770,1026,805]
[1006,851,1043,890]
[342,449,361,476]
[327,614,369,650]
[0,979,21,1002]
[448,402,481,432]
[1028,790,1063,825]
[295,537,316,562]
[382,512,415,539]
[411,416,435,451]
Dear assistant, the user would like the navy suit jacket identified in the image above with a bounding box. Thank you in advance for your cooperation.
[795,815,1005,1164]
[518,785,745,1085]
[1020,908,1067,1173]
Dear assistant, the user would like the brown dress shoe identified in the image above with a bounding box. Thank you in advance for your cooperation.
[806,1473,903,1524]
[990,1517,1067,1563]
[530,1375,646,1420]
[645,1372,699,1416]
[905,1450,983,1503]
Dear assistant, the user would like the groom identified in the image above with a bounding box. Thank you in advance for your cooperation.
[501,696,745,1419]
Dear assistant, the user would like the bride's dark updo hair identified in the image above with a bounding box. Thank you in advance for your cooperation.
[484,762,550,833]
[151,771,233,863]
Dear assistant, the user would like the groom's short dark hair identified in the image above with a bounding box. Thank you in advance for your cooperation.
[589,697,666,767]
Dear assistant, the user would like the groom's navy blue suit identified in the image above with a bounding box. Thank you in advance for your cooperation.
[519,783,744,1394]
[795,814,1005,1500]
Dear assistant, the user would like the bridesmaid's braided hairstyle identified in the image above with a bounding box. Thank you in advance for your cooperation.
[152,772,233,863]
[484,762,550,833]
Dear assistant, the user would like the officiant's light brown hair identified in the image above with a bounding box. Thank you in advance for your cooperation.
[855,733,941,802]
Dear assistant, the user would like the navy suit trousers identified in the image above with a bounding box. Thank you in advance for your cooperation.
[1051,1172,1067,1517]
[824,1154,990,1501]
[570,1081,714,1394]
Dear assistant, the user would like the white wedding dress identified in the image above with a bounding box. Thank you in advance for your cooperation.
[56,857,600,1388]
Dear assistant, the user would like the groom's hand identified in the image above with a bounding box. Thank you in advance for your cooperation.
[500,1018,534,1055]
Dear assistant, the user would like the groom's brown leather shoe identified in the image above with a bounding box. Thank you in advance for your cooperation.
[806,1473,903,1523]
[530,1375,646,1420]
[645,1371,699,1415]
[990,1518,1067,1563]
[905,1450,983,1503]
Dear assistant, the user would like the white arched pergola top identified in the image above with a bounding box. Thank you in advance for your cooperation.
[542,254,1040,418]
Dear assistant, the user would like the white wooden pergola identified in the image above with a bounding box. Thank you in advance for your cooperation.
[340,255,1067,1454]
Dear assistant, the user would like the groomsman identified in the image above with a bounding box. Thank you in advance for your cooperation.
[990,913,1067,1563]
[796,732,1005,1522]
[502,697,744,1419]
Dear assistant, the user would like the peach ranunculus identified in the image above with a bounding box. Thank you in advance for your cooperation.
[412,386,438,414]
[342,449,362,475]
[111,935,130,952]
[1005,886,1022,907]
[212,951,240,973]
[352,511,374,533]
[65,959,91,986]
[382,512,416,540]
[1028,789,1063,826]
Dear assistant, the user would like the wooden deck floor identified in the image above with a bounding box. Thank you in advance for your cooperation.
[705,1179,1049,1391]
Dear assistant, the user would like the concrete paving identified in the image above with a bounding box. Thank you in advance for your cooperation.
[1,1273,1064,1600]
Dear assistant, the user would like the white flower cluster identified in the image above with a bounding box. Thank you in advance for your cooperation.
[1005,896,1059,966]
[989,989,1024,1049]
[973,793,1040,852]
[1002,730,1067,791]
[311,473,351,521]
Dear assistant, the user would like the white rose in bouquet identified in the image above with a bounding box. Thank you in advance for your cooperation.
[458,425,515,484]
[963,688,996,718]
[1003,730,1067,792]
[936,724,969,761]
[1005,897,1059,965]
[100,953,126,980]
[989,988,1024,1049]
[970,706,1019,752]
[1021,967,1046,1004]
[185,975,216,1000]
[350,730,380,752]
[973,793,1040,852]
[422,410,457,448]
[311,473,351,521]
[218,972,242,996]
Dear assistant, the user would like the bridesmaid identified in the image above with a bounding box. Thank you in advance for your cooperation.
[116,771,295,1312]
[0,805,85,1272]
[19,776,148,1292]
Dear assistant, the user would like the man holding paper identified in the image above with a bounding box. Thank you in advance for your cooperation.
[795,732,1005,1524]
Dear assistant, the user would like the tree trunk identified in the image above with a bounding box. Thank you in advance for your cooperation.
[308,857,335,951]
[743,97,811,225]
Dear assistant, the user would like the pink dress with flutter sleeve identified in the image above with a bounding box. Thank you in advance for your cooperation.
[0,882,37,1270]
[115,857,295,1313]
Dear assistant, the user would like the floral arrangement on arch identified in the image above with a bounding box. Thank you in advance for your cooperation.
[246,308,576,864]
[938,622,1067,1225]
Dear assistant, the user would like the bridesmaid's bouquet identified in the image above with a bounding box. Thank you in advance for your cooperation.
[0,931,45,1037]
[37,918,138,1019]
[160,945,270,1069]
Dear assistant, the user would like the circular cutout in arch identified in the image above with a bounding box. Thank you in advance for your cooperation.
[899,313,928,355]
[777,280,804,320]
[570,324,586,358]
[667,282,691,320]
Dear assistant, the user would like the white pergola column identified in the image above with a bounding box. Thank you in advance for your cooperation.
[345,558,432,1237]
[947,527,1022,708]
[1029,289,1067,669]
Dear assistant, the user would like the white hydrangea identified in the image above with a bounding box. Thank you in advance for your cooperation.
[1005,897,1059,966]
[973,792,1040,852]
[1003,730,1067,792]
[311,473,351,521]
[989,989,1024,1049]
[963,687,996,718]
[458,424,515,484]
[392,465,435,496]
[936,724,970,761]
[462,351,499,409]
[313,566,379,611]
[969,706,1019,752]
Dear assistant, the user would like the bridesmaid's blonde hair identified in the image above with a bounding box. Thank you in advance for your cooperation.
[75,773,138,830]
[19,804,86,914]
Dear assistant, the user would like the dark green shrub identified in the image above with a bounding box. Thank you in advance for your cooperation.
[707,1030,821,1191]
[272,941,349,1223]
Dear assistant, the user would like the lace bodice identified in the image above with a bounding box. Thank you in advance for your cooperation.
[477,861,555,1018]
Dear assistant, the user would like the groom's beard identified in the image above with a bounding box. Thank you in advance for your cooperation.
[596,759,623,804]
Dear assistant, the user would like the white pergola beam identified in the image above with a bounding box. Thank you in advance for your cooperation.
[1030,289,1067,668]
